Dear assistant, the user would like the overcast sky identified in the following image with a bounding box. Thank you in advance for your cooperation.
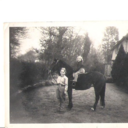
[75,21,128,47]
[18,21,128,55]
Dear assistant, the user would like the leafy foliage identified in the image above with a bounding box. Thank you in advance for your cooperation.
[19,61,47,88]
[10,27,27,57]
[18,49,39,62]
[10,58,22,94]
[85,47,104,73]
[102,26,119,63]
[83,33,92,64]
[111,45,128,86]
[39,27,92,66]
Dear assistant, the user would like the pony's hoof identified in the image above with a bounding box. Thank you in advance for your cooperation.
[91,107,95,111]
[67,106,72,110]
[68,104,73,109]
[101,106,105,109]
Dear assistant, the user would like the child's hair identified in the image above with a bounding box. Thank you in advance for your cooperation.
[76,56,83,62]
[60,67,66,74]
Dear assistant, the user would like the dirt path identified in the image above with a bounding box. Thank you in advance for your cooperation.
[10,83,128,123]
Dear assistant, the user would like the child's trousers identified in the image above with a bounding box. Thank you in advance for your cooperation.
[56,84,66,109]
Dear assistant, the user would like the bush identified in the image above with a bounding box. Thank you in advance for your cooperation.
[85,54,104,74]
[10,58,22,97]
[19,61,47,88]
[111,45,128,88]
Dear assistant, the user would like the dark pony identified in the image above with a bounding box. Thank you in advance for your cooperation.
[50,59,106,111]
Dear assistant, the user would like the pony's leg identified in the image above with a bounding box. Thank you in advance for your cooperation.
[91,91,100,111]
[100,84,106,108]
[68,85,73,109]
[59,100,62,111]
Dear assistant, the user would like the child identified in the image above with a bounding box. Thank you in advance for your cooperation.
[56,67,68,111]
[72,56,85,83]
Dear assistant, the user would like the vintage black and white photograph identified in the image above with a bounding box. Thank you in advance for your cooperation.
[8,21,128,124]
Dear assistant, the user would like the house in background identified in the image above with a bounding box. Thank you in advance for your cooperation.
[111,33,128,64]
[104,33,128,78]
[104,63,112,78]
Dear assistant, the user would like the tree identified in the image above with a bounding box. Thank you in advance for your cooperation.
[39,27,74,64]
[85,45,104,73]
[10,27,27,58]
[18,49,39,62]
[111,45,126,84]
[82,33,92,64]
[39,27,92,67]
[62,35,85,64]
[102,26,119,63]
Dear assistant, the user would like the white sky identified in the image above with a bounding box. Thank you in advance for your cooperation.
[18,21,128,55]
[76,21,128,47]
[19,27,42,55]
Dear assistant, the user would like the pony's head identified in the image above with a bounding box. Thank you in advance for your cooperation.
[49,58,73,78]
[49,59,61,75]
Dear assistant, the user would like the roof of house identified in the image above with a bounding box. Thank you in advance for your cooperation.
[111,33,128,51]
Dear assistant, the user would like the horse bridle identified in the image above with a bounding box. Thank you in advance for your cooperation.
[49,59,59,73]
